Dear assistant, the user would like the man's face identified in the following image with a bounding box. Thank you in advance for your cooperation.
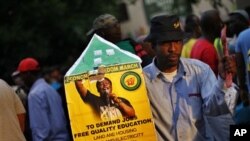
[12,75,25,86]
[19,71,33,88]
[155,40,183,68]
[97,79,112,96]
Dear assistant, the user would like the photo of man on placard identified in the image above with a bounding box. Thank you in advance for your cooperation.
[75,77,135,121]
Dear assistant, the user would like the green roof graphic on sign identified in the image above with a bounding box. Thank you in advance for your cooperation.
[66,34,141,76]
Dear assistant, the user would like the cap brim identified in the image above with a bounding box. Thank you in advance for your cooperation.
[144,31,186,42]
[86,29,95,36]
[11,70,20,77]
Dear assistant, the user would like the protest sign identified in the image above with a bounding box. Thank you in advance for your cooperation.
[64,34,157,141]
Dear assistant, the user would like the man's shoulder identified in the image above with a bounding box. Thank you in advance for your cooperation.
[180,58,210,72]
[237,28,250,44]
[239,28,250,37]
[142,63,155,78]
[143,63,153,71]
[181,58,209,66]
[29,79,59,98]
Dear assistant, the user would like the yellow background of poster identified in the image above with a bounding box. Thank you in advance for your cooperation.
[64,63,157,141]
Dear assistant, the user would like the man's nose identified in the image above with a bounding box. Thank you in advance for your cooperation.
[168,43,176,52]
[103,83,109,88]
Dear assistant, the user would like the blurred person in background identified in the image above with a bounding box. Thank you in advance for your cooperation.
[225,10,250,124]
[235,27,250,125]
[11,70,28,107]
[213,9,250,91]
[0,79,26,141]
[43,65,72,140]
[213,10,249,66]
[181,14,201,58]
[43,65,64,94]
[10,70,30,140]
[87,14,152,67]
[226,9,249,54]
[190,10,222,75]
[191,10,238,141]
[136,35,156,58]
[17,57,70,141]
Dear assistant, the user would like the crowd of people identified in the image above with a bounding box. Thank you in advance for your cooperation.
[1,7,250,141]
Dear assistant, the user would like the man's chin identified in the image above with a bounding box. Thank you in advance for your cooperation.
[167,61,179,67]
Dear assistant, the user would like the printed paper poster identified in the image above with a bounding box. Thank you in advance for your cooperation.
[64,35,157,141]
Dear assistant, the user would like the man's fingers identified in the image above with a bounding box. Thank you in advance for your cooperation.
[222,56,236,74]
[109,93,116,98]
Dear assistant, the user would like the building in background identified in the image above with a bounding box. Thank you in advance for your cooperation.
[118,0,248,40]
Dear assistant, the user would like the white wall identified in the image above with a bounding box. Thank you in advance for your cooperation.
[120,0,244,39]
[192,0,237,21]
[120,0,148,39]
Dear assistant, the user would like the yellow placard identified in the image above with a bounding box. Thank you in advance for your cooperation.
[64,63,157,141]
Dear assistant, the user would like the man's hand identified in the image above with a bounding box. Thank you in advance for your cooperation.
[218,56,236,80]
[109,93,136,117]
[109,93,121,104]
[75,80,87,97]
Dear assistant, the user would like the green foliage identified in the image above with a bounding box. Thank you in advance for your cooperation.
[0,0,118,82]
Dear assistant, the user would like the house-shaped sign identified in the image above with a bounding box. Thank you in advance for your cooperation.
[64,34,157,141]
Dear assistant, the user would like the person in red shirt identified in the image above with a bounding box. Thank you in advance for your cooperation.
[191,10,223,75]
[191,38,219,75]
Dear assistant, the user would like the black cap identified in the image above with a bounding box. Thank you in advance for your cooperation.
[145,15,185,42]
